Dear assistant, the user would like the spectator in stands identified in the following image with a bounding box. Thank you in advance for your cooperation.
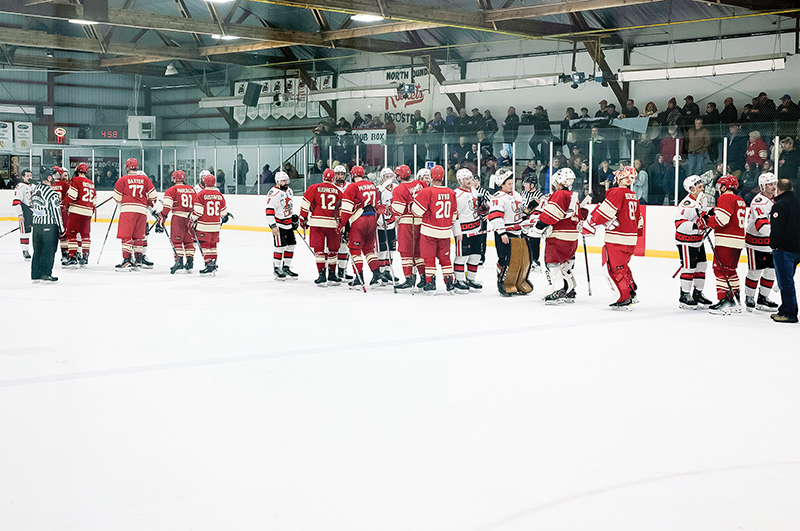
[642,101,658,119]
[720,97,738,125]
[259,164,274,193]
[727,122,748,174]
[467,108,484,134]
[699,162,724,207]
[777,94,800,137]
[660,123,684,168]
[309,159,325,178]
[746,130,769,170]
[216,169,226,193]
[568,145,584,168]
[234,154,249,186]
[595,100,608,118]
[623,99,639,118]
[751,91,776,136]
[686,118,710,176]
[598,159,614,190]
[604,103,620,162]
[413,109,426,133]
[543,156,563,193]
[635,132,656,168]
[777,136,800,188]
[657,97,681,126]
[384,114,396,135]
[528,105,551,164]
[337,116,352,131]
[503,106,520,154]
[481,157,497,188]
[444,107,457,141]
[740,162,760,204]
[352,111,364,129]
[451,136,470,164]
[561,107,579,153]
[498,149,512,167]
[704,102,722,163]
[456,108,470,135]
[477,130,493,158]
[681,95,700,130]
[571,157,589,201]
[589,126,605,161]
[648,154,667,205]
[465,143,480,165]
[483,110,498,142]
[427,111,445,162]
[521,159,538,183]
[740,103,755,130]
[631,158,648,204]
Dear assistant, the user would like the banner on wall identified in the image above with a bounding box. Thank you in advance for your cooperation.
[0,122,13,150]
[231,75,333,122]
[14,122,33,150]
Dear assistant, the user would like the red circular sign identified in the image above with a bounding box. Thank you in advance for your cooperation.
[54,127,67,137]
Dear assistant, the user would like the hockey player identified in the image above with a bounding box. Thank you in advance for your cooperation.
[299,167,342,286]
[338,165,381,288]
[452,168,483,293]
[266,171,297,280]
[674,175,714,309]
[411,165,458,294]
[703,174,747,315]
[488,168,532,296]
[12,168,34,260]
[50,167,71,264]
[743,172,779,312]
[417,167,433,187]
[190,172,228,275]
[112,158,157,271]
[521,178,544,273]
[391,164,427,290]
[160,170,198,274]
[62,163,96,267]
[532,168,583,304]
[333,165,351,281]
[376,167,398,285]
[583,165,643,309]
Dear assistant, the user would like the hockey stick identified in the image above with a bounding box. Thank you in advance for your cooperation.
[0,226,20,240]
[702,229,738,302]
[582,233,592,295]
[96,204,118,264]
[344,243,368,293]
[294,227,316,256]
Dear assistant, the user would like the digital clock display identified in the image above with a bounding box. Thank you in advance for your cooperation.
[100,130,120,139]
[90,125,126,140]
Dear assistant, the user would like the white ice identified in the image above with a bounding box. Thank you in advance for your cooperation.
[1,219,798,531]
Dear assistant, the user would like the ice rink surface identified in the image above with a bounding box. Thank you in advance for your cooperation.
[1,219,798,531]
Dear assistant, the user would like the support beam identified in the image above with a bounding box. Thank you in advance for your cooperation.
[569,12,626,107]
[483,0,667,23]
[407,30,462,111]
[174,0,205,47]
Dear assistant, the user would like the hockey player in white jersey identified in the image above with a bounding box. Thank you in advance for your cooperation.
[417,167,432,187]
[376,167,398,285]
[266,171,297,280]
[487,168,531,296]
[744,172,779,312]
[452,168,483,293]
[674,175,714,309]
[333,165,352,281]
[12,169,34,260]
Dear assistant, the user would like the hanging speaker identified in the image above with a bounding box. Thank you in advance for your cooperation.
[242,83,261,107]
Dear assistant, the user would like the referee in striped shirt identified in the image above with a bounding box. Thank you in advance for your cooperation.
[30,169,64,283]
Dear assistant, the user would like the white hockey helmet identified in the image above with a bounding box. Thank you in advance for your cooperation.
[275,171,290,184]
[683,175,703,193]
[492,167,514,188]
[333,165,347,175]
[199,169,212,181]
[456,168,473,185]
[758,171,777,191]
[417,168,432,185]
[553,168,576,189]
[379,167,395,183]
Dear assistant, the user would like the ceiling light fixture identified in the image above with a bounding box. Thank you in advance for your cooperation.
[68,19,99,25]
[617,53,787,82]
[165,62,178,76]
[439,73,563,94]
[202,0,234,3]
[211,34,239,40]
[351,14,384,22]
[198,94,277,108]
[307,84,397,102]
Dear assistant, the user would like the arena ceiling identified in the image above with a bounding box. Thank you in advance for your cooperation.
[0,0,794,83]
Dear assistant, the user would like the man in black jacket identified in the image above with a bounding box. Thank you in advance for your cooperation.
[769,179,800,323]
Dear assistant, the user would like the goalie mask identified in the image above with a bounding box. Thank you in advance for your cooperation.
[614,165,638,187]
[553,168,576,190]
[492,168,513,188]
[683,175,703,194]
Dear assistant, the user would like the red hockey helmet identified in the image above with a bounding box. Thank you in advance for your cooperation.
[322,168,335,182]
[172,170,186,182]
[430,165,445,181]
[125,158,139,171]
[203,173,217,187]
[395,164,411,180]
[76,163,89,174]
[351,165,365,178]
[717,174,739,190]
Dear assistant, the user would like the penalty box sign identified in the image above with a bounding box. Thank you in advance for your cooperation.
[336,129,386,145]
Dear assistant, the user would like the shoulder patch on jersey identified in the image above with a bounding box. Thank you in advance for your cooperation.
[681,199,692,206]
[753,196,766,204]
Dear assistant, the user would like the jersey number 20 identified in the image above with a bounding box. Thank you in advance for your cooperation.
[435,200,452,219]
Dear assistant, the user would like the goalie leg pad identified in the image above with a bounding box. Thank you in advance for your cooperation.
[512,237,532,293]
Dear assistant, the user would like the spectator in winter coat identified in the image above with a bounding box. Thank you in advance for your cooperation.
[777,136,800,187]
[727,123,748,174]
[745,130,769,169]
[482,110,499,142]
[660,124,684,166]
[634,133,656,168]
[776,94,800,137]
[704,102,722,163]
[648,154,668,205]
[631,159,648,203]
[686,118,711,176]
[720,97,738,125]
[503,106,520,151]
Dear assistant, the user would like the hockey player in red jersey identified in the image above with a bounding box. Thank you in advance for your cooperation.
[411,165,458,294]
[583,165,643,309]
[338,165,382,289]
[391,164,427,290]
[50,167,71,264]
[703,174,747,314]
[62,163,96,268]
[674,175,714,309]
[190,172,228,276]
[266,171,297,280]
[160,170,198,274]
[300,167,342,286]
[532,168,584,304]
[112,158,157,271]
[743,172,779,312]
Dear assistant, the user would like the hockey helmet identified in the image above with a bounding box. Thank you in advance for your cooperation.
[553,168,576,189]
[430,165,445,181]
[76,163,89,174]
[683,175,703,194]
[394,164,411,180]
[379,167,395,182]
[52,166,65,179]
[199,170,212,181]
[202,173,217,188]
[758,171,777,191]
[125,158,139,171]
[333,165,347,175]
[323,168,336,182]
[717,174,739,191]
[351,165,365,178]
[456,168,473,185]
[614,165,638,186]
[275,171,291,184]
[493,167,514,188]
[172,170,186,183]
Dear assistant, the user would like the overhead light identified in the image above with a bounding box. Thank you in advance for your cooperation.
[69,19,99,25]
[202,0,234,3]
[165,62,178,76]
[211,34,239,40]
[439,73,563,94]
[617,53,787,82]
[351,14,384,22]
[307,84,397,102]
[198,94,277,108]
[0,104,36,114]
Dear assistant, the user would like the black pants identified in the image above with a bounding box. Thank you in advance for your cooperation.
[32,224,59,280]
[495,233,511,268]
[525,235,540,263]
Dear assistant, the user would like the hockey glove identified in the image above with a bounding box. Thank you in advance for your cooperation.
[221,214,230,225]
[299,217,308,230]
[695,215,708,231]
[154,221,165,233]
[291,214,299,231]
[604,218,620,231]
[581,222,596,236]
[375,204,387,216]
